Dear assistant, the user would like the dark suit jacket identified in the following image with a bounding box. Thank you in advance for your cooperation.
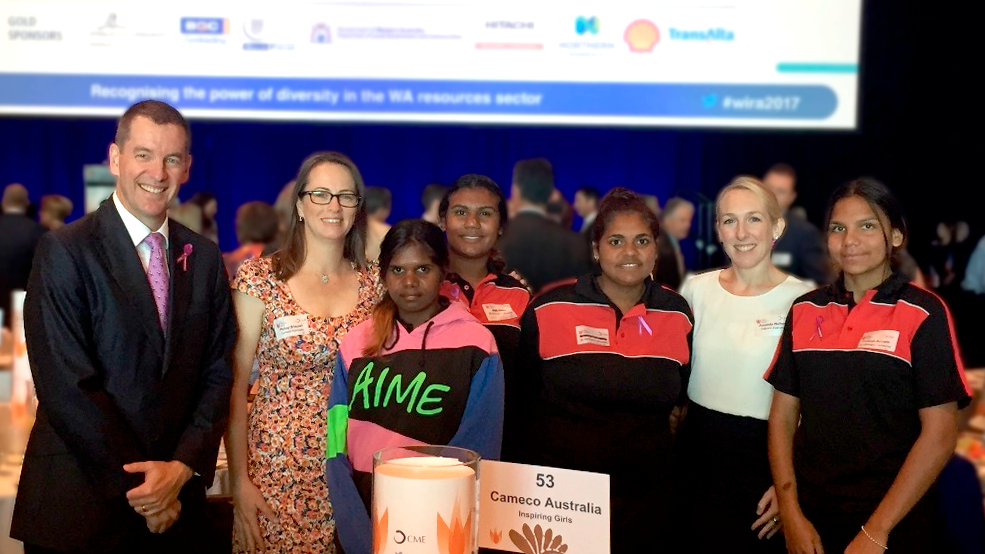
[0,213,47,320]
[11,201,236,552]
[654,234,684,291]
[773,214,829,285]
[498,210,591,293]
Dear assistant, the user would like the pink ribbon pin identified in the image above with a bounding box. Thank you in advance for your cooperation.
[810,315,823,340]
[637,316,653,336]
[176,243,193,271]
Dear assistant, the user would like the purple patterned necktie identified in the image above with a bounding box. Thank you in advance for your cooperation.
[142,232,169,334]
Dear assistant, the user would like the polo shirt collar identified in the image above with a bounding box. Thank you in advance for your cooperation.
[575,273,655,316]
[831,270,909,304]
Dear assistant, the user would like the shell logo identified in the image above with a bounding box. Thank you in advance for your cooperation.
[624,19,659,52]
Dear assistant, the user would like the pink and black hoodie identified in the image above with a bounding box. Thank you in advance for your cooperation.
[325,299,504,554]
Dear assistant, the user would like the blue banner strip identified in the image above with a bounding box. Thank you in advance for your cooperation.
[0,73,838,119]
[776,63,858,74]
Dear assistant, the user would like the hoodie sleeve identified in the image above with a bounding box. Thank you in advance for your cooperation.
[448,352,505,461]
[325,352,373,554]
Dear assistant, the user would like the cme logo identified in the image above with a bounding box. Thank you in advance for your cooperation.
[668,27,735,42]
[624,19,659,52]
[575,15,599,35]
[180,17,228,35]
[311,23,330,43]
[394,530,426,544]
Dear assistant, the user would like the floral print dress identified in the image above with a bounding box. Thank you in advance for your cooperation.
[233,257,382,553]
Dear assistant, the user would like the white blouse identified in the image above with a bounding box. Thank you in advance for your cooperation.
[680,269,813,420]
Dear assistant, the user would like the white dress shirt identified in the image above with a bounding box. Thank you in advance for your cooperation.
[113,192,170,277]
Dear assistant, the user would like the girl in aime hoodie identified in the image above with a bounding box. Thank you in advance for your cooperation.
[325,219,504,554]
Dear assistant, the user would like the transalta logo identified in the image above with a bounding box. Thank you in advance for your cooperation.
[668,27,735,42]
[575,15,599,35]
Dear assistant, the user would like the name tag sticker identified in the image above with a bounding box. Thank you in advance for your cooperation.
[858,330,900,352]
[756,315,786,335]
[273,314,309,340]
[771,252,793,267]
[482,303,518,322]
[575,325,610,347]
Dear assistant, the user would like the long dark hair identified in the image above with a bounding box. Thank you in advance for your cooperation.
[825,177,906,272]
[271,152,368,281]
[438,173,509,274]
[365,220,449,356]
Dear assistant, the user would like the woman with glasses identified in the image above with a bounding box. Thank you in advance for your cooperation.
[228,152,384,553]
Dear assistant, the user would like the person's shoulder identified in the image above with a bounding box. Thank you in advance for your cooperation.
[493,272,532,295]
[649,281,693,316]
[679,268,720,301]
[683,268,721,288]
[898,282,949,319]
[236,255,275,279]
[529,279,579,309]
[446,314,499,355]
[778,273,816,295]
[42,211,98,248]
[337,317,378,364]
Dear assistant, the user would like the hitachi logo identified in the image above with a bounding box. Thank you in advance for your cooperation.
[486,21,534,30]
[668,27,734,41]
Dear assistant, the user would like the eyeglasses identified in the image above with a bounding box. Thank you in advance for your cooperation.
[299,190,361,208]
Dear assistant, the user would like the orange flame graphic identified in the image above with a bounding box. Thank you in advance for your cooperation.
[490,528,503,544]
[437,496,473,554]
[373,508,388,554]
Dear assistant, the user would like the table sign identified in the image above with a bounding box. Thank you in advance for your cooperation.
[373,445,479,554]
[477,461,610,554]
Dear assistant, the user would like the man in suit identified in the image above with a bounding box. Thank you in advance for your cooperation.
[653,197,693,291]
[763,163,828,285]
[498,158,590,293]
[573,186,600,236]
[11,100,236,553]
[0,183,48,321]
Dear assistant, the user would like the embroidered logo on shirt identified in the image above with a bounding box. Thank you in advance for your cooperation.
[857,330,900,352]
[575,325,610,346]
[482,303,518,322]
[273,314,309,340]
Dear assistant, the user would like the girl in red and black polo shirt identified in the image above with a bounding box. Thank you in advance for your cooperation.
[438,174,531,458]
[767,179,971,554]
[514,188,693,552]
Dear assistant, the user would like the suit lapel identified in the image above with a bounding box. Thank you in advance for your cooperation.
[93,202,165,358]
[163,222,192,376]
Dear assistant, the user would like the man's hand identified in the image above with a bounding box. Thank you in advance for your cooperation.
[145,500,182,534]
[124,460,193,517]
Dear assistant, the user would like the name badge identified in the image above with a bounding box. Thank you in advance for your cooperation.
[857,330,900,352]
[771,252,793,267]
[273,314,309,340]
[756,315,786,336]
[478,460,611,554]
[575,325,610,347]
[482,303,518,322]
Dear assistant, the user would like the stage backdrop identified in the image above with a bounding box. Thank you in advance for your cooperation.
[0,1,974,269]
